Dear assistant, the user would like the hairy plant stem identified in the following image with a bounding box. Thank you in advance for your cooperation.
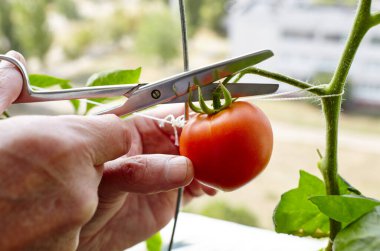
[320,97,342,250]
[321,1,373,250]
[237,68,327,96]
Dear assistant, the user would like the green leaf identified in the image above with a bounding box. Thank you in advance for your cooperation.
[86,68,141,87]
[338,175,361,195]
[30,74,71,89]
[310,195,380,224]
[29,74,79,113]
[85,68,141,113]
[273,170,330,238]
[333,206,380,251]
[146,232,162,251]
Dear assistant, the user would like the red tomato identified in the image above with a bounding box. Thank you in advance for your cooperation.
[179,101,273,191]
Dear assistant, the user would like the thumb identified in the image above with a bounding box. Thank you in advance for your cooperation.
[0,51,26,113]
[100,154,194,195]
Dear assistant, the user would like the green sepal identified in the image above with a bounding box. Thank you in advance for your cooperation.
[218,83,233,110]
[187,87,203,113]
[198,86,215,115]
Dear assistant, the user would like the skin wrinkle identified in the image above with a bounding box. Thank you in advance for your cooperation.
[121,157,147,189]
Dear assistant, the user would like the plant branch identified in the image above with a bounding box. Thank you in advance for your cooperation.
[328,0,372,94]
[238,68,327,96]
[370,11,380,27]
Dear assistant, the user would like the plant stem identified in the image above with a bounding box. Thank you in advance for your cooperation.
[320,1,374,250]
[320,97,342,250]
[238,68,326,96]
[212,91,222,110]
[328,0,372,94]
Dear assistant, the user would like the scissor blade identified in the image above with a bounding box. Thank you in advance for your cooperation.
[99,50,274,116]
[167,83,279,103]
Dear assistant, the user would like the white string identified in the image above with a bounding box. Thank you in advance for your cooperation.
[132,112,187,146]
[243,84,345,102]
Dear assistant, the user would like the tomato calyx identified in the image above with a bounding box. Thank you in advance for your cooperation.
[188,80,235,115]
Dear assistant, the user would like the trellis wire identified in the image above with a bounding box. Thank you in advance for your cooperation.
[167,1,189,250]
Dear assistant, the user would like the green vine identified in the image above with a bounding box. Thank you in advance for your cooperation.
[238,1,379,250]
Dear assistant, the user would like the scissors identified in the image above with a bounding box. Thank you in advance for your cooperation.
[0,50,278,116]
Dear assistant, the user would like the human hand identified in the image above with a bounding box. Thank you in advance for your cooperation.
[0,50,216,251]
[78,107,217,251]
[0,50,24,113]
[0,114,131,250]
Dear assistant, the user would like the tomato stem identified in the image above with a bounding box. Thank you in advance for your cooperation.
[212,87,222,110]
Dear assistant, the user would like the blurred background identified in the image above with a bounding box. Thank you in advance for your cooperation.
[1,0,380,230]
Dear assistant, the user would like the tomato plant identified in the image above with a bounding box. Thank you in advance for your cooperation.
[180,101,273,191]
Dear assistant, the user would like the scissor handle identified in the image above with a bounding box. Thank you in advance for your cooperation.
[0,54,144,103]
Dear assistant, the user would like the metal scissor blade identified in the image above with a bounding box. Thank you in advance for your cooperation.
[99,50,274,116]
[167,83,279,103]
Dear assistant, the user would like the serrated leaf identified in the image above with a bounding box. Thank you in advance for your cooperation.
[273,170,330,238]
[85,68,141,113]
[29,74,79,113]
[310,195,380,225]
[146,232,162,251]
[333,206,380,251]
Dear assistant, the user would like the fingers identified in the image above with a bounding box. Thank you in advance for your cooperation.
[182,180,217,205]
[0,51,26,113]
[69,115,132,165]
[100,154,194,195]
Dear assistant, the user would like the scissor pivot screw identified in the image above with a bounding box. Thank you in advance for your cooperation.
[151,90,161,99]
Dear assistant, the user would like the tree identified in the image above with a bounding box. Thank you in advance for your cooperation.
[0,0,53,62]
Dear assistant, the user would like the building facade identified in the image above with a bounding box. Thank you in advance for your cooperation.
[228,0,380,107]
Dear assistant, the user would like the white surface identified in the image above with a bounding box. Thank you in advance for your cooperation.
[129,213,327,251]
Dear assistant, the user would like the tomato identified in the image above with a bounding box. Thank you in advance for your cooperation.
[179,101,273,191]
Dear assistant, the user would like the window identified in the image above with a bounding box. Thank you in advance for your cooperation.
[282,30,315,40]
[324,33,345,43]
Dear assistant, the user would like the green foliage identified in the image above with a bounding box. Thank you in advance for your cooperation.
[29,74,79,113]
[7,0,52,61]
[185,0,229,37]
[273,170,330,238]
[63,24,96,60]
[333,206,380,251]
[310,195,380,225]
[0,0,13,51]
[103,9,136,42]
[136,10,181,64]
[146,232,163,251]
[188,200,259,227]
[0,0,80,60]
[85,68,142,113]
[53,0,80,20]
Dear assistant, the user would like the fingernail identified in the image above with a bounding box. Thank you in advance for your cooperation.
[166,157,189,184]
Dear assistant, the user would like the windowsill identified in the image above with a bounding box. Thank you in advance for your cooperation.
[129,212,327,251]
